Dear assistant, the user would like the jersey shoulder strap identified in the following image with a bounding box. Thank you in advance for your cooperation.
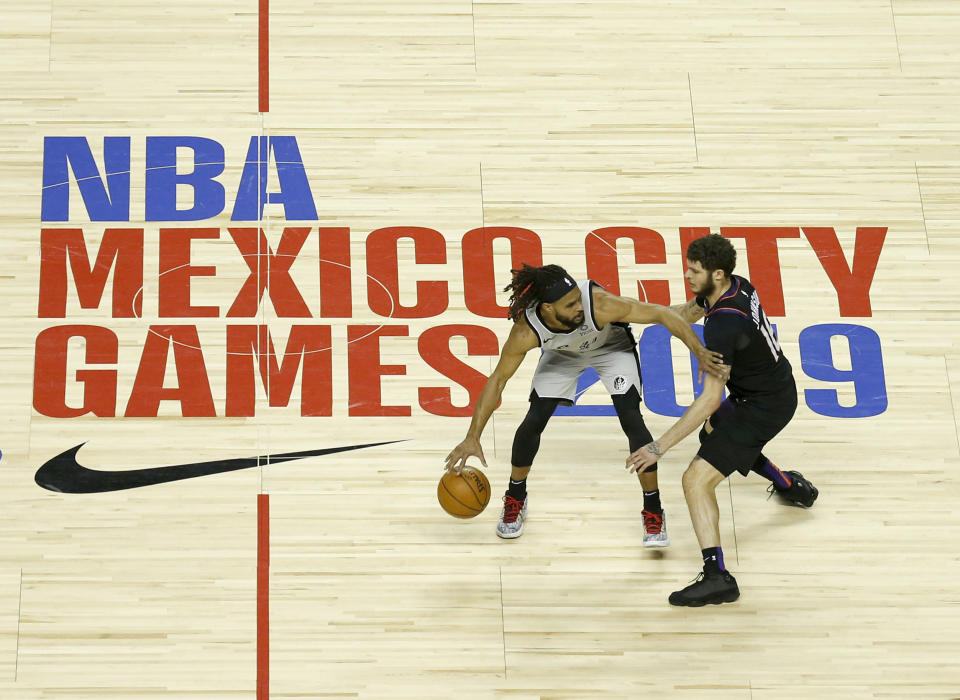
[523,305,549,346]
[581,279,602,332]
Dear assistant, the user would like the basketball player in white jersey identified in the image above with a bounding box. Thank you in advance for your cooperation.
[444,263,728,545]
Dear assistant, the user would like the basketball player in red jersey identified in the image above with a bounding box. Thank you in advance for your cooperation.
[445,263,728,545]
[627,234,818,606]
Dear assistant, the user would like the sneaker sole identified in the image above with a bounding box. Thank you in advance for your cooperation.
[669,590,740,607]
[784,494,817,508]
[496,527,524,539]
[776,485,818,508]
[643,538,670,548]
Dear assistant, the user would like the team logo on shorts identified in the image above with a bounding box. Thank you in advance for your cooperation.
[613,375,627,391]
[579,340,591,351]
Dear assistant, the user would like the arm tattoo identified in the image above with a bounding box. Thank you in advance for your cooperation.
[686,299,704,322]
[647,441,663,457]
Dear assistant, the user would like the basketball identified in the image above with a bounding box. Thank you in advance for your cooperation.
[437,466,491,518]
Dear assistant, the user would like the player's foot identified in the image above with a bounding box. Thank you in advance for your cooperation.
[668,569,740,607]
[496,494,528,539]
[769,470,819,508]
[641,510,669,548]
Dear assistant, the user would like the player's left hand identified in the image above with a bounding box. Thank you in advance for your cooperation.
[626,441,664,474]
[695,348,729,382]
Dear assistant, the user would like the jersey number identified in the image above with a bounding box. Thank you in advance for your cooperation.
[758,307,781,361]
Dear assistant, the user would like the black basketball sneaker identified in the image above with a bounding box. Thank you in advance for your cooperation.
[669,569,740,607]
[769,470,819,508]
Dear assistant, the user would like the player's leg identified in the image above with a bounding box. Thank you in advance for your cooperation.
[669,456,740,606]
[595,350,668,547]
[751,453,818,507]
[497,350,579,539]
[508,390,560,496]
[610,387,668,547]
[681,457,726,552]
[704,394,817,506]
[670,408,759,606]
[497,390,560,539]
[750,453,792,488]
[740,383,817,507]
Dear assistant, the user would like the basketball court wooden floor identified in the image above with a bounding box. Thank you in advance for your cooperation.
[2,1,960,698]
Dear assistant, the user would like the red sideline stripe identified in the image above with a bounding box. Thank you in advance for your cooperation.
[257,494,270,699]
[258,0,269,112]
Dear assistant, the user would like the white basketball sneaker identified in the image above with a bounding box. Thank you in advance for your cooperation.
[642,510,669,548]
[496,494,528,539]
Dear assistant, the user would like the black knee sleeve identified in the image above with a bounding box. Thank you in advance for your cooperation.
[612,387,656,472]
[510,391,561,467]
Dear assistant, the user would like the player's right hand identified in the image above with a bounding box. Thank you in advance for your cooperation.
[444,436,487,474]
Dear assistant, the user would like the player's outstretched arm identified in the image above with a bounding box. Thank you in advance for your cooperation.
[625,372,726,473]
[592,289,727,379]
[444,321,538,473]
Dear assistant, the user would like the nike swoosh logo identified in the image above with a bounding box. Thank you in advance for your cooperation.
[35,441,401,494]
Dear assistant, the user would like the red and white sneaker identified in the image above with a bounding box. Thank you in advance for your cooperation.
[642,510,669,548]
[496,494,528,539]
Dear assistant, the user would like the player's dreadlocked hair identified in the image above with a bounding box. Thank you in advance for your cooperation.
[503,264,576,322]
[686,233,736,277]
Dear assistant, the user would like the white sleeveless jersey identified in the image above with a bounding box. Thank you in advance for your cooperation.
[523,280,636,356]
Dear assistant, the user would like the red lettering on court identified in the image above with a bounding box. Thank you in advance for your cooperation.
[418,324,500,417]
[227,227,312,318]
[38,228,143,318]
[158,228,220,317]
[347,325,410,416]
[225,325,333,416]
[462,227,543,318]
[803,227,886,317]
[125,325,216,417]
[585,227,670,304]
[721,227,801,316]
[366,227,447,318]
[681,227,799,314]
[33,325,118,417]
[319,227,352,317]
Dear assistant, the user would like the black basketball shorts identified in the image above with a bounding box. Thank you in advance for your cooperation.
[696,381,798,478]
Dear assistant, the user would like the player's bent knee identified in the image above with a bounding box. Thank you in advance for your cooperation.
[612,387,654,450]
[682,458,725,494]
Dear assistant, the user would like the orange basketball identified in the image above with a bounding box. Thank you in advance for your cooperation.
[437,466,491,518]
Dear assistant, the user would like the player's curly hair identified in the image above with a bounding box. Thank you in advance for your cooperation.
[504,263,574,322]
[686,234,736,277]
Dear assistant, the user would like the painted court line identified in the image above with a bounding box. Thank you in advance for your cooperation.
[258,0,269,693]
[257,493,270,699]
[259,0,269,113]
